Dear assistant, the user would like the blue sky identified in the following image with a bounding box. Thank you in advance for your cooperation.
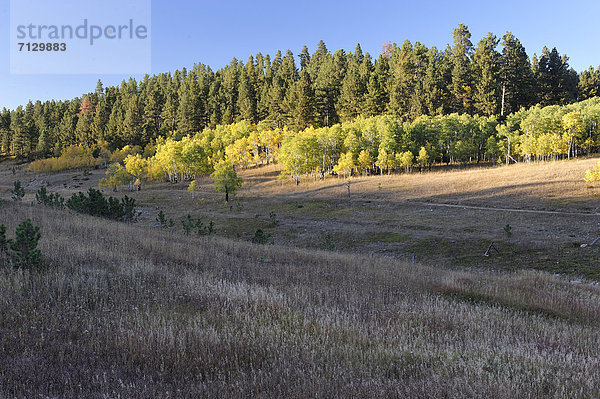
[2,0,600,110]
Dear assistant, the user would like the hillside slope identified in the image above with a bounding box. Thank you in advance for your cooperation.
[1,203,600,397]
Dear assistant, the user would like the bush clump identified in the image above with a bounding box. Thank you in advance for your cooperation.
[181,214,215,235]
[156,210,174,228]
[66,188,136,221]
[251,228,271,245]
[36,186,65,208]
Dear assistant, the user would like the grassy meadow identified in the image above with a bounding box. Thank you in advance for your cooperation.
[1,158,600,397]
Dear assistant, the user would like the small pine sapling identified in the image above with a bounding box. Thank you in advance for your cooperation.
[181,214,194,235]
[322,233,335,251]
[36,186,49,205]
[251,228,271,245]
[0,224,8,252]
[156,210,168,227]
[11,181,25,202]
[10,219,42,269]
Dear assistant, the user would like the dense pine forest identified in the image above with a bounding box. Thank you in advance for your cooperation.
[4,24,600,182]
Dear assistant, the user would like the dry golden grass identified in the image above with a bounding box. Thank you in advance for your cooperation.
[4,155,599,213]
[2,202,600,397]
[2,157,600,282]
[243,157,600,211]
[385,157,600,206]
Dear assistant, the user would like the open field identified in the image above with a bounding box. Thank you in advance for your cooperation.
[2,158,600,397]
[2,202,600,397]
[3,156,600,278]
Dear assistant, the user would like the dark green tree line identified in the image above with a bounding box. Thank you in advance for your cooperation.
[0,24,586,160]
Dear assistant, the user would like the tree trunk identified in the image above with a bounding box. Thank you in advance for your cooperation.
[500,84,506,117]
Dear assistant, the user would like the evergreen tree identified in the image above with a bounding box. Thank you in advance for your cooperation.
[221,59,241,124]
[79,96,93,114]
[208,77,223,127]
[47,101,65,154]
[35,130,52,158]
[535,47,578,106]
[364,55,389,116]
[500,32,535,116]
[142,80,164,146]
[23,101,38,157]
[266,75,287,128]
[422,47,451,115]
[236,57,257,122]
[160,80,179,134]
[194,64,213,129]
[473,33,501,116]
[407,42,429,120]
[299,45,311,71]
[10,219,42,269]
[450,24,474,114]
[123,95,143,146]
[579,66,600,100]
[95,79,104,96]
[10,106,29,158]
[256,53,271,121]
[287,70,316,130]
[177,72,201,134]
[256,79,271,122]
[58,100,80,148]
[105,96,125,149]
[280,50,298,88]
[32,101,47,142]
[3,34,594,160]
[91,98,107,144]
[387,41,410,118]
[75,96,94,147]
[271,50,282,77]
[314,48,343,126]
[338,47,367,121]
[11,180,25,201]
[0,108,11,154]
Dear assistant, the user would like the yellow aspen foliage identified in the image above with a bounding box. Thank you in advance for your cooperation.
[398,151,414,173]
[188,180,197,198]
[29,145,102,172]
[417,147,429,168]
[333,152,355,179]
[124,154,148,181]
[99,163,131,191]
[357,150,372,175]
[584,160,600,187]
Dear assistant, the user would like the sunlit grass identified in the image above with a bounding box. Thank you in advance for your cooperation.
[244,157,600,210]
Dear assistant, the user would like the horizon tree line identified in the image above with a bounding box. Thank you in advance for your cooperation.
[0,24,597,163]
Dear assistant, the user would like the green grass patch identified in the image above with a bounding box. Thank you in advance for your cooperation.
[271,200,351,219]
[216,217,273,239]
[367,232,410,243]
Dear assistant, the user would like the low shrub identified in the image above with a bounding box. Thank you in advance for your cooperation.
[181,214,215,236]
[251,228,271,245]
[66,188,136,221]
[36,187,65,208]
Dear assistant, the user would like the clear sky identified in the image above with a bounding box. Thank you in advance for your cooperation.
[2,0,600,110]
